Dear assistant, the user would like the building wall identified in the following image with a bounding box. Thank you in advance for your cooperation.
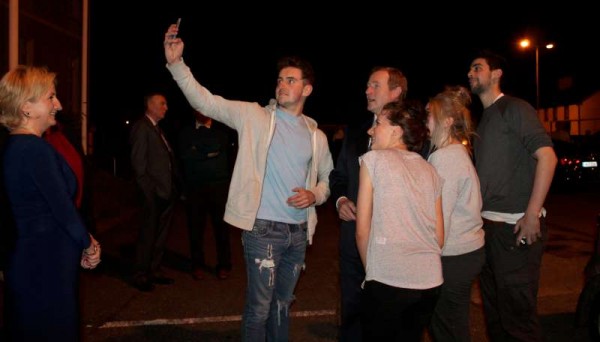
[1,0,83,148]
[580,92,600,135]
[0,4,7,71]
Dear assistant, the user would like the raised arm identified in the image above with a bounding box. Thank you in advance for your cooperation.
[164,23,184,65]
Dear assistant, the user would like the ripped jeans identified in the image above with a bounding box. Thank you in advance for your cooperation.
[241,219,307,342]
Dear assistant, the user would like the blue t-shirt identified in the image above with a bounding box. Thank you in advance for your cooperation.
[257,107,312,223]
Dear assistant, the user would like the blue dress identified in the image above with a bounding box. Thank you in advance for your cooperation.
[3,134,91,341]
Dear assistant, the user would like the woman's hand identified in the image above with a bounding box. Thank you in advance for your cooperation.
[81,234,101,270]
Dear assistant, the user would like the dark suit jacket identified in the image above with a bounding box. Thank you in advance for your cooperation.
[130,116,176,200]
[329,116,372,208]
[177,120,233,190]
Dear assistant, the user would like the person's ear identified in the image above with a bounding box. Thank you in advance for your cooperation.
[444,117,454,128]
[302,84,313,97]
[391,87,402,102]
[21,102,31,113]
[491,69,503,83]
[21,102,33,118]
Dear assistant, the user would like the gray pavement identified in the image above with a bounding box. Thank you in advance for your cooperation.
[1,170,598,341]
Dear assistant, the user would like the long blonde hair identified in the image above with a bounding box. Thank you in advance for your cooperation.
[428,85,474,152]
[0,65,57,130]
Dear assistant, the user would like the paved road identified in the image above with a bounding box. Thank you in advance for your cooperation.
[1,171,598,341]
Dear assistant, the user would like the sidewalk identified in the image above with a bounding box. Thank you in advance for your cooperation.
[0,170,583,341]
[84,172,597,341]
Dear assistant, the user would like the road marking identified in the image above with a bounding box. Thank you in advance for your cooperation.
[97,309,336,328]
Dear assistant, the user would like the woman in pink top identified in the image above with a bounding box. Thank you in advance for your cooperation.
[356,101,444,341]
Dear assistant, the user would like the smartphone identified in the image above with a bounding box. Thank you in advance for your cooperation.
[171,18,181,39]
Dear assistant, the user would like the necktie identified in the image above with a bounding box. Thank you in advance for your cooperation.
[156,125,172,152]
[156,125,174,174]
[367,115,376,151]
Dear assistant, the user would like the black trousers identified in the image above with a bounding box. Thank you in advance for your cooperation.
[480,218,547,341]
[339,221,365,342]
[185,182,231,271]
[361,280,440,342]
[430,246,486,342]
[135,192,175,277]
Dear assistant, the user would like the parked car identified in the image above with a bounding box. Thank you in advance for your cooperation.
[552,138,600,189]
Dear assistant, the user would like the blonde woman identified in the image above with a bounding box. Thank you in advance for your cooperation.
[0,66,100,341]
[426,86,485,342]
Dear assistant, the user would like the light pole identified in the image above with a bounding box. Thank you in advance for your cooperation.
[535,45,540,110]
[519,39,554,110]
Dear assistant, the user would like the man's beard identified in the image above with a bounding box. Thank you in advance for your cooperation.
[470,83,484,95]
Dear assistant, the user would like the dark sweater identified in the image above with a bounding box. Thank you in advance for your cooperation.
[177,121,233,189]
[473,95,553,213]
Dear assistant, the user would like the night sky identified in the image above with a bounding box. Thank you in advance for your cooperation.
[88,4,598,156]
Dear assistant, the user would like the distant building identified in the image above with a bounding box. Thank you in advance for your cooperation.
[538,91,600,137]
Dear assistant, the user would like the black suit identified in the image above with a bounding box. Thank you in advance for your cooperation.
[329,114,372,342]
[178,120,234,273]
[130,116,178,279]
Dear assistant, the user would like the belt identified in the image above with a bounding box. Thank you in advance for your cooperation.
[254,218,307,232]
[288,222,307,232]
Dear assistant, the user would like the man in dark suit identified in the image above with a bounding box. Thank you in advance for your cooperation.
[178,110,235,281]
[329,66,407,341]
[129,92,178,292]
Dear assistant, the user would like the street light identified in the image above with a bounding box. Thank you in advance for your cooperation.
[519,38,554,110]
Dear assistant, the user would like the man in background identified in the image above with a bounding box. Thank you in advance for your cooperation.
[129,92,179,292]
[178,110,235,280]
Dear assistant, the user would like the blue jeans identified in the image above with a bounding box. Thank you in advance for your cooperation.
[241,219,308,342]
